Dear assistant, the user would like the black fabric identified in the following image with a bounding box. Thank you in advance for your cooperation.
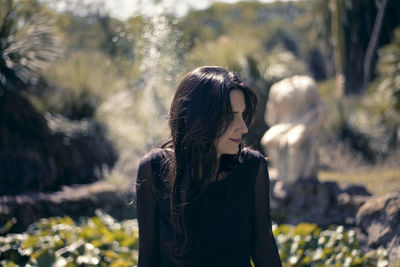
[136,148,282,267]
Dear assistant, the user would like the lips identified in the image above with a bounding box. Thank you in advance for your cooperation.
[229,138,242,144]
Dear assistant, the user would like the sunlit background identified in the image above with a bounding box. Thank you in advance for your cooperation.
[1,0,399,266]
[41,0,296,19]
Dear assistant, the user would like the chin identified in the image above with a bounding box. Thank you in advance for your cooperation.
[226,148,239,155]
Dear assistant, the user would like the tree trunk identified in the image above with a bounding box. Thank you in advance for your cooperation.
[363,0,389,90]
[330,0,346,98]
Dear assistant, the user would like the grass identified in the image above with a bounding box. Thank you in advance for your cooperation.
[318,142,400,196]
[319,167,400,196]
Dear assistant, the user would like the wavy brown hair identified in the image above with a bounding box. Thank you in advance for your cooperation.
[161,66,258,264]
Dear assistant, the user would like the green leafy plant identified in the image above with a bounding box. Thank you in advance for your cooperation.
[0,0,59,92]
[273,223,389,267]
[0,211,390,267]
[0,210,138,266]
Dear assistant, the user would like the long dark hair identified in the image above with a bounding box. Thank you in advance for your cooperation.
[162,66,258,264]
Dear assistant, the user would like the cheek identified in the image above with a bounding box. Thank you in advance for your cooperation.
[215,135,227,151]
[216,124,235,150]
[219,130,233,146]
[222,124,234,137]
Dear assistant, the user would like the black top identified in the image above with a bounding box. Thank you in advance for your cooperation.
[136,148,282,267]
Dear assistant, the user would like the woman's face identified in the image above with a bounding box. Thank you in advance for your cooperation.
[215,89,248,158]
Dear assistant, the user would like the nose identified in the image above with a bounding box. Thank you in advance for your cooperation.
[238,118,248,134]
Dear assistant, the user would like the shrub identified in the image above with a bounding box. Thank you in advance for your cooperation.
[0,212,390,266]
[43,51,126,120]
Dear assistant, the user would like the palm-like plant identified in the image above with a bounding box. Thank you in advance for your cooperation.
[0,0,59,92]
[0,0,63,195]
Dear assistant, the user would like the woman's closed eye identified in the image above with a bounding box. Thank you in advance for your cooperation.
[232,111,247,121]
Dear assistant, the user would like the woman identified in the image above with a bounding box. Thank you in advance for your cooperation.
[136,66,281,267]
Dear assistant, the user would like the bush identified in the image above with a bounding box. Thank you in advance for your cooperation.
[0,210,138,266]
[274,223,389,267]
[0,212,390,266]
[42,51,126,120]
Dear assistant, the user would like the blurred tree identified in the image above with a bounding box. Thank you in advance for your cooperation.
[309,0,400,95]
[375,27,400,113]
[42,52,126,120]
[283,3,331,81]
[0,0,118,195]
[177,1,306,52]
[0,0,59,92]
[53,12,135,64]
[347,27,400,158]
[0,0,58,194]
[363,0,389,91]
[330,0,346,98]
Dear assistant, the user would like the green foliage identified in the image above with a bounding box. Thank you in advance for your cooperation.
[316,79,345,139]
[0,0,60,92]
[273,224,389,267]
[344,27,400,157]
[186,35,264,73]
[55,12,135,63]
[0,211,138,266]
[260,45,307,82]
[179,1,306,44]
[0,212,390,267]
[375,27,400,113]
[316,79,379,162]
[42,51,126,119]
[0,218,17,235]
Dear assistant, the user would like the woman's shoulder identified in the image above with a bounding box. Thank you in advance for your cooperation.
[138,148,173,179]
[240,148,269,184]
[139,148,172,167]
[137,148,172,189]
[241,147,266,163]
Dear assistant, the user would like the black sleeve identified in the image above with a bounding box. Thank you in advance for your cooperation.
[136,153,160,267]
[250,156,282,267]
